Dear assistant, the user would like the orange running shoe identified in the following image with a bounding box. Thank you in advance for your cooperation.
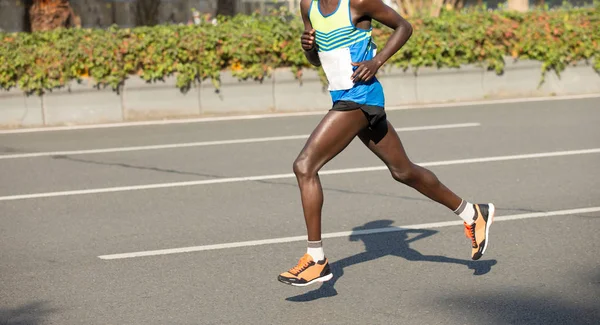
[464,203,496,260]
[278,253,333,286]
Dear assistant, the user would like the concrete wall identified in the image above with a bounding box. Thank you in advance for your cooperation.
[1,59,599,128]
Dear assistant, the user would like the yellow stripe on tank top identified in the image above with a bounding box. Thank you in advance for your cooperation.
[308,0,352,34]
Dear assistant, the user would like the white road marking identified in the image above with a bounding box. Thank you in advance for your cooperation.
[1,148,599,202]
[0,123,480,160]
[97,206,600,260]
[1,93,598,134]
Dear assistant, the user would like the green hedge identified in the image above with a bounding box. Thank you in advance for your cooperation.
[1,6,599,95]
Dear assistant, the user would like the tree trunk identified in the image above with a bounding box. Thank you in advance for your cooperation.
[29,0,80,32]
[508,0,529,12]
[401,0,416,17]
[395,0,409,17]
[216,0,236,17]
[23,0,34,32]
[430,0,444,17]
[134,0,161,27]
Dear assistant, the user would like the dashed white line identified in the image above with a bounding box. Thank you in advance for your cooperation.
[97,206,600,260]
[0,93,598,134]
[0,123,480,160]
[1,148,599,202]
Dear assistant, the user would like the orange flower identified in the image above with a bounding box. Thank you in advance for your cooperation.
[231,62,242,71]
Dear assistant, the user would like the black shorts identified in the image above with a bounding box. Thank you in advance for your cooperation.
[331,100,387,128]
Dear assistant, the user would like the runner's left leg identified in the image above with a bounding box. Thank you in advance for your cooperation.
[357,119,495,260]
[357,120,462,210]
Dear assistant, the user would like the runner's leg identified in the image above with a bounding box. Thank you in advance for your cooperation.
[294,109,369,242]
[357,119,496,260]
[357,120,462,210]
[278,108,369,286]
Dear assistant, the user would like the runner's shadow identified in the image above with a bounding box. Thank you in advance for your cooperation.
[286,220,497,302]
[0,300,57,325]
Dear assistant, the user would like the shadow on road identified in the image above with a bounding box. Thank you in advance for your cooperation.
[286,220,497,302]
[0,146,23,154]
[437,290,600,324]
[258,179,546,215]
[0,301,57,325]
[52,155,224,179]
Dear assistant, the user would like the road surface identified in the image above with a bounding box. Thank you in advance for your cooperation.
[1,96,599,324]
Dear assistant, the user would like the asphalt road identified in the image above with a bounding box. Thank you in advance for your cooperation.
[1,97,599,325]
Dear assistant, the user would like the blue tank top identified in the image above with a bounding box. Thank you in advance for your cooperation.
[308,0,385,107]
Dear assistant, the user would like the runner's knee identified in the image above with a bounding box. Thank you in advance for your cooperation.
[392,164,441,187]
[293,155,317,179]
[390,165,417,184]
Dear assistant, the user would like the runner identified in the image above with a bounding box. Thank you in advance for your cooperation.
[277,0,495,287]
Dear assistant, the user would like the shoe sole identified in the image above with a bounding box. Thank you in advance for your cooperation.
[481,203,495,256]
[279,272,334,287]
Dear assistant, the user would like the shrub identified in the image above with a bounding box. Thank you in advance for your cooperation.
[0,6,598,95]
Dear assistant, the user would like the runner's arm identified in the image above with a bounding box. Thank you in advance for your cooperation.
[300,0,321,67]
[350,0,412,82]
[357,0,412,67]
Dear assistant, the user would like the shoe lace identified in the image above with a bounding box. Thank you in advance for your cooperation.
[464,222,477,248]
[289,254,312,275]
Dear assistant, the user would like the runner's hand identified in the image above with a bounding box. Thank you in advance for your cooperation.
[351,59,381,83]
[301,29,316,51]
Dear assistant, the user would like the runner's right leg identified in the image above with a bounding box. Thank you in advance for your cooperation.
[278,109,369,286]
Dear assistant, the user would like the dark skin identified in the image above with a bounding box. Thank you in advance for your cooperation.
[295,0,463,241]
[300,0,413,82]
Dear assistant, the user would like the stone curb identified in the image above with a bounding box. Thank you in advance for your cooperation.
[1,59,598,128]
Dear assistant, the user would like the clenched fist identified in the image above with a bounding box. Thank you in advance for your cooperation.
[301,29,317,51]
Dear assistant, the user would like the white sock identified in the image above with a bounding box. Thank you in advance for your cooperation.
[307,240,324,261]
[454,200,476,224]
